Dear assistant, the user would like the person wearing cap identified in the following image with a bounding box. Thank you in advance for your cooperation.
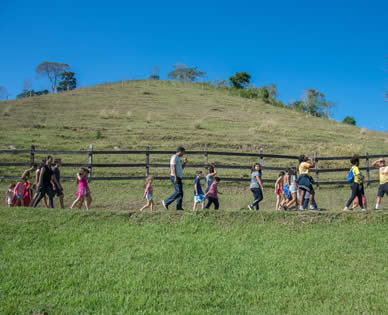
[372,158,388,210]
[162,146,188,210]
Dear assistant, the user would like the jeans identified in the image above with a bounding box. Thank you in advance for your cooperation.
[345,182,364,208]
[205,197,219,210]
[164,176,184,210]
[250,188,263,210]
[32,185,54,208]
[303,198,318,209]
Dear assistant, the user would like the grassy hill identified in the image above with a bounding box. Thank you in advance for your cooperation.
[0,80,387,154]
[0,80,387,211]
[1,82,388,313]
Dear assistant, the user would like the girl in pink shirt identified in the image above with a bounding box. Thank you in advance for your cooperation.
[13,178,26,207]
[140,176,154,212]
[70,168,92,210]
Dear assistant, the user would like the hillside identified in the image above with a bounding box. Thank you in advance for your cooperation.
[0,80,386,155]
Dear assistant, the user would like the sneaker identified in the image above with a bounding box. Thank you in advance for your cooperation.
[248,204,253,210]
[162,200,168,210]
[361,208,366,211]
[343,207,349,211]
[309,207,321,211]
[299,206,305,211]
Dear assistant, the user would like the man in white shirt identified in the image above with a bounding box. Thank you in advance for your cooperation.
[162,146,187,210]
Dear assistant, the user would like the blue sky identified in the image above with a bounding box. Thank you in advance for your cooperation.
[0,0,387,131]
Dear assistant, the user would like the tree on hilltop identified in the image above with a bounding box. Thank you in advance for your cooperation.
[229,72,251,89]
[36,62,70,93]
[57,71,77,92]
[17,89,49,99]
[302,89,335,118]
[148,66,160,80]
[168,63,206,82]
[343,116,356,125]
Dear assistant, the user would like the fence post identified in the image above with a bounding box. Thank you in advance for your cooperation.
[204,144,209,166]
[88,144,93,182]
[259,147,264,174]
[365,152,370,187]
[145,146,150,177]
[314,152,319,190]
[30,145,35,165]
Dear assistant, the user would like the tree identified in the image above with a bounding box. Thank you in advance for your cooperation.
[36,62,70,93]
[302,89,334,118]
[168,63,206,82]
[343,116,356,125]
[17,89,49,99]
[0,86,8,100]
[148,66,160,80]
[229,72,251,89]
[57,71,77,92]
[289,100,306,112]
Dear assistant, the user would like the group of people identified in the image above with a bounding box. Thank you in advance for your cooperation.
[5,156,92,210]
[5,148,388,212]
[141,147,388,212]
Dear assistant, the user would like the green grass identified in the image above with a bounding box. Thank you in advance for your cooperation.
[1,208,388,313]
[1,80,388,313]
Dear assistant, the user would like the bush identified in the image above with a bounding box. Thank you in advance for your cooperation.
[343,116,356,125]
[96,130,102,139]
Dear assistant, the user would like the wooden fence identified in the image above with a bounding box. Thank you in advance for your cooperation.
[0,145,387,187]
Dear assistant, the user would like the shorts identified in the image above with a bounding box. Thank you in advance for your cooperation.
[297,174,313,192]
[194,194,206,203]
[289,185,297,194]
[146,194,152,201]
[377,183,388,197]
[283,185,291,199]
[16,194,23,199]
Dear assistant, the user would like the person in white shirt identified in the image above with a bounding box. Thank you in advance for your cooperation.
[162,146,188,210]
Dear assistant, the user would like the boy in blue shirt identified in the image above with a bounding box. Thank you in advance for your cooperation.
[193,170,205,210]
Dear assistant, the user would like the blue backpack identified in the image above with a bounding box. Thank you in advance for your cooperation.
[347,168,354,183]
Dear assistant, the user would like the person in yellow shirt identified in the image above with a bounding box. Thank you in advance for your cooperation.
[371,158,388,210]
[296,154,318,211]
[344,155,366,211]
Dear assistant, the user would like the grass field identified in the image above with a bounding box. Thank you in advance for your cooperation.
[1,208,388,314]
[1,80,388,313]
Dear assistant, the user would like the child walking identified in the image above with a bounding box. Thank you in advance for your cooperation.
[193,171,206,210]
[70,168,92,210]
[204,177,221,210]
[344,155,366,211]
[5,183,15,207]
[285,168,298,210]
[275,172,285,210]
[140,176,154,212]
[205,165,217,194]
[14,178,26,207]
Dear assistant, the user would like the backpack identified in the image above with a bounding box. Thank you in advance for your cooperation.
[347,168,354,183]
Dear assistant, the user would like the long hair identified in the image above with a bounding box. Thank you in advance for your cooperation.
[251,163,262,176]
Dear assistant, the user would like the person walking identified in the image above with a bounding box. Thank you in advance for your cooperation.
[32,156,55,208]
[248,163,264,210]
[371,158,388,210]
[162,146,188,210]
[344,155,366,211]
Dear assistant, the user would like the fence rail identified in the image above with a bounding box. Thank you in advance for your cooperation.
[0,145,387,187]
